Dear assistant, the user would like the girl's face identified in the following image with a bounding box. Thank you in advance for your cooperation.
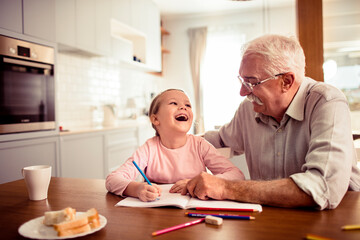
[151,90,193,136]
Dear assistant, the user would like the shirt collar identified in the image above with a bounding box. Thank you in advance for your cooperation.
[285,77,315,121]
[255,77,315,123]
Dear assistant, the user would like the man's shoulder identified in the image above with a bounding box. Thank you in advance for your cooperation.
[306,78,346,102]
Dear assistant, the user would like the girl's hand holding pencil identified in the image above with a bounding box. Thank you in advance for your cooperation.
[137,182,162,202]
[132,160,161,202]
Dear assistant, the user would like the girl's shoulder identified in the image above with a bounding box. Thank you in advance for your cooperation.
[137,135,160,150]
[144,135,160,145]
[187,134,211,147]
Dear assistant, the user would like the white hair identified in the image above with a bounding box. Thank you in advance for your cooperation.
[241,34,306,81]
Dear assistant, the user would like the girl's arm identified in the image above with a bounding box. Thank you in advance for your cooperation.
[201,138,245,180]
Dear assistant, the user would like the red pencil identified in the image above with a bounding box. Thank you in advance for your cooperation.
[195,207,259,212]
[152,218,205,236]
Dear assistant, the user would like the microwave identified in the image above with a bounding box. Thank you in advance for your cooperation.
[0,35,55,134]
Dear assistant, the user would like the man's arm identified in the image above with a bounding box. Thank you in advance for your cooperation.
[182,172,316,208]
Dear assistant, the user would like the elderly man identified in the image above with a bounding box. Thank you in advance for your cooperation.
[182,34,360,210]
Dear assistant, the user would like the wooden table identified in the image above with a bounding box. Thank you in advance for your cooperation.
[1,177,359,240]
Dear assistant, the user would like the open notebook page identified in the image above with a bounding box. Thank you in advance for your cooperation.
[115,184,262,212]
[115,184,191,208]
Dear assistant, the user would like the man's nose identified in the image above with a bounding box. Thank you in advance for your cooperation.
[240,85,251,96]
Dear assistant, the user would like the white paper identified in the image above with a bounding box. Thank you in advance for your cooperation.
[115,184,262,212]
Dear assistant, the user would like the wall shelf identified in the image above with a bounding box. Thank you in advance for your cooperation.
[149,24,170,76]
[110,18,147,64]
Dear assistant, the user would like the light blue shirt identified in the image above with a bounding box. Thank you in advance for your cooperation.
[205,77,360,210]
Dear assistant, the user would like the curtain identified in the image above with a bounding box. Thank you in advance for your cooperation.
[188,27,208,134]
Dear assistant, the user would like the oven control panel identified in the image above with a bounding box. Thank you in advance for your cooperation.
[0,35,54,64]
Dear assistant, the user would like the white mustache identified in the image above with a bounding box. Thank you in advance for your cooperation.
[247,94,263,105]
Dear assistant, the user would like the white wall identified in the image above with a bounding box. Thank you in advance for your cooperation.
[56,53,162,130]
[160,3,296,110]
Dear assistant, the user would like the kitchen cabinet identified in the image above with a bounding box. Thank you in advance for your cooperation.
[0,0,56,42]
[55,0,76,48]
[131,0,161,71]
[111,0,132,25]
[23,0,56,42]
[56,0,102,55]
[0,0,22,33]
[112,0,161,70]
[59,120,154,179]
[0,136,59,184]
[59,132,104,179]
[95,0,112,56]
[55,0,161,71]
[105,127,138,174]
[75,0,97,53]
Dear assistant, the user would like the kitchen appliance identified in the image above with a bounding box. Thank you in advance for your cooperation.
[0,35,55,134]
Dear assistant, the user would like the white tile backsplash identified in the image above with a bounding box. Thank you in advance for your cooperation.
[56,53,161,129]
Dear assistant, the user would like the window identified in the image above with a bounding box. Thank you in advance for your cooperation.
[323,0,360,132]
[201,26,246,131]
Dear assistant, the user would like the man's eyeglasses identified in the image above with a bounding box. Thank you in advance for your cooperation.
[238,73,286,92]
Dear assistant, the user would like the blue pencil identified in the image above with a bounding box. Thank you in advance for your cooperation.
[132,160,152,185]
[186,212,255,220]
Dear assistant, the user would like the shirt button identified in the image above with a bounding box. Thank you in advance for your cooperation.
[277,128,282,133]
[277,152,281,156]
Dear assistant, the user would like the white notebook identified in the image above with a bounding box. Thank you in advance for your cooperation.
[115,184,262,212]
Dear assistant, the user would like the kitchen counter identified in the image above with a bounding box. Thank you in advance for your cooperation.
[59,117,152,136]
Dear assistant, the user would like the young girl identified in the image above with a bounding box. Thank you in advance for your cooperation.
[106,89,245,201]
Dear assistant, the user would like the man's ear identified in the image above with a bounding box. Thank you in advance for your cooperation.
[282,72,295,92]
[150,114,160,126]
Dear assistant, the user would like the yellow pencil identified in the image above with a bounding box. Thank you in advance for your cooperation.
[305,233,334,240]
[342,224,360,230]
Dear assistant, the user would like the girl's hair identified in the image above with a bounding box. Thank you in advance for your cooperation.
[241,34,306,82]
[148,89,185,136]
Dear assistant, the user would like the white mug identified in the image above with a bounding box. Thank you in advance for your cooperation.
[22,165,52,201]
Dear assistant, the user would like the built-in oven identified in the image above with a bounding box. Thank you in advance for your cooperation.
[0,35,55,134]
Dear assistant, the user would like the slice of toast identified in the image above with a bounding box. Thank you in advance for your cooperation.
[54,216,89,232]
[57,223,92,237]
[53,208,101,236]
[86,208,101,229]
[43,207,76,226]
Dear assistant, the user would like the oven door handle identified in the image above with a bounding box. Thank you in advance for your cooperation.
[3,57,52,70]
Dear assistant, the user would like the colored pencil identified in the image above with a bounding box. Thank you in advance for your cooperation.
[152,218,205,236]
[132,160,152,185]
[195,207,259,212]
[342,224,360,230]
[305,233,334,240]
[186,212,255,220]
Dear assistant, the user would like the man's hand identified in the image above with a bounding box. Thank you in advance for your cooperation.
[181,172,228,200]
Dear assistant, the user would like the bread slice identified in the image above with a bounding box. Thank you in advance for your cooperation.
[57,223,91,237]
[52,208,101,236]
[86,208,100,229]
[43,207,76,226]
[54,216,88,232]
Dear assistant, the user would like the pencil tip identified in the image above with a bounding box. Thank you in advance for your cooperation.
[250,216,256,220]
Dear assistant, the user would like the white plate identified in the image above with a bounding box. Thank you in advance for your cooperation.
[18,212,107,239]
